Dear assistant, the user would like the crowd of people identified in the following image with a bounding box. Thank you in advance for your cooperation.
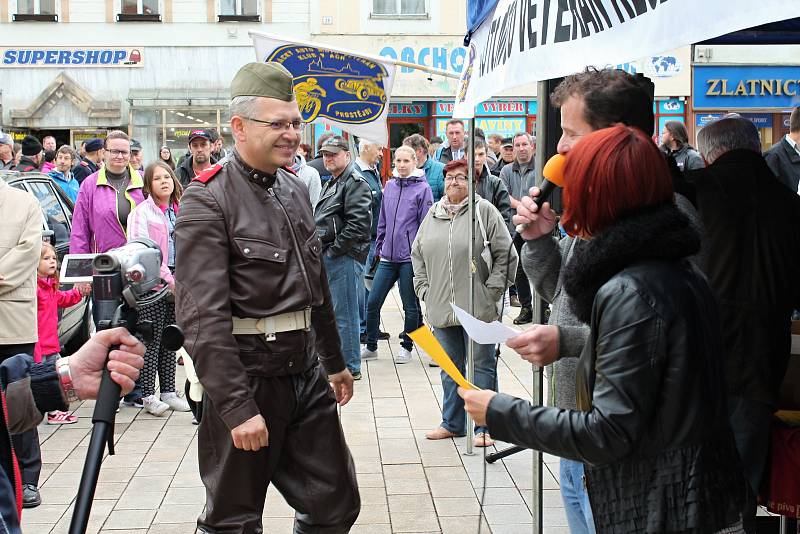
[1,60,799,534]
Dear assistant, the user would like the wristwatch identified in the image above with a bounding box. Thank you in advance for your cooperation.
[56,357,80,403]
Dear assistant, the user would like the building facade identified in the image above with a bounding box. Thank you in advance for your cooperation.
[691,44,800,151]
[310,0,692,161]
[0,0,310,159]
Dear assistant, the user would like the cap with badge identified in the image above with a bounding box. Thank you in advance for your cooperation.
[85,138,104,153]
[319,135,349,154]
[231,62,294,102]
[21,135,43,156]
[130,139,143,152]
[501,137,514,148]
[188,129,212,143]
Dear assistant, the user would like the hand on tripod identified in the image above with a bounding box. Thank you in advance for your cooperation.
[65,328,145,399]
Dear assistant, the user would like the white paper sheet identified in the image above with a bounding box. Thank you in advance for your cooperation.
[450,303,520,345]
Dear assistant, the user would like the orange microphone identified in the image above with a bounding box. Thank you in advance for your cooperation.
[516,154,566,233]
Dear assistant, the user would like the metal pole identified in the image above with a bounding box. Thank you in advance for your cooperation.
[465,117,477,456]
[529,80,549,534]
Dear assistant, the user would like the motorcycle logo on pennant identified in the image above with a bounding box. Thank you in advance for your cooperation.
[267,45,388,125]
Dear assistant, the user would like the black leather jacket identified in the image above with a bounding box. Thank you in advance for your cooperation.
[487,204,744,532]
[313,162,372,263]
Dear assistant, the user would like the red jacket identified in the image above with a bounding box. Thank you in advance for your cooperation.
[34,277,82,363]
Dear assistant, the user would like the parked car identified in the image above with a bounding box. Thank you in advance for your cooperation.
[1,170,92,354]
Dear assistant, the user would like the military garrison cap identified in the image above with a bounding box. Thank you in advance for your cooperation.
[231,62,294,101]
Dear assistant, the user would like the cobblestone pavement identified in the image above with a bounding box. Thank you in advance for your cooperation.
[23,289,569,533]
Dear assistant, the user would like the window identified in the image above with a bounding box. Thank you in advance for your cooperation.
[118,0,160,21]
[14,0,57,21]
[219,0,259,20]
[26,181,71,244]
[372,0,426,16]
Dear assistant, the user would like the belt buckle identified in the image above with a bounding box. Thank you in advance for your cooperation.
[303,307,312,331]
[256,318,278,342]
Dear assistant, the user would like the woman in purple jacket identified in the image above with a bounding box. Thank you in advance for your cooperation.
[69,131,145,254]
[361,146,433,364]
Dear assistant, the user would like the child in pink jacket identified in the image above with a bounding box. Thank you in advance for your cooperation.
[36,243,91,424]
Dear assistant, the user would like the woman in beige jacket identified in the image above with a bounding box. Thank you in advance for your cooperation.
[411,158,517,447]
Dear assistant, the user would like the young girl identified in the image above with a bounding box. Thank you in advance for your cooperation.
[126,161,190,416]
[36,242,91,424]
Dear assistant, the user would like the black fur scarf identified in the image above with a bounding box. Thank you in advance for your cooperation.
[563,203,700,324]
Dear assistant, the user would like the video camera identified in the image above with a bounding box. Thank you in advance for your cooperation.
[66,239,182,534]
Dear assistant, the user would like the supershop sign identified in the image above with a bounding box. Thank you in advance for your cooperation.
[1,47,144,68]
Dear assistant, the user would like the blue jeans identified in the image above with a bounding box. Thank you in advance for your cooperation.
[323,252,365,374]
[359,240,377,334]
[433,325,497,435]
[365,261,420,352]
[560,458,596,534]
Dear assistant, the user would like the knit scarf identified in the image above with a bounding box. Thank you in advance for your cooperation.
[441,195,469,218]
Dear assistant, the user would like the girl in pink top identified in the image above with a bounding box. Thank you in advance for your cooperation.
[36,243,91,424]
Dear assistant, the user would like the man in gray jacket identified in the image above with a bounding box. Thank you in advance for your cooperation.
[499,132,536,325]
[510,69,656,534]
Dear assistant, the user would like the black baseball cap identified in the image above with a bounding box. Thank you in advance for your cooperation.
[501,137,514,147]
[188,129,212,143]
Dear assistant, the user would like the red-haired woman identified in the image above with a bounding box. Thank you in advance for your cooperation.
[460,125,745,533]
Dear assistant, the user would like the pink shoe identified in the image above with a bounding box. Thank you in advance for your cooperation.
[47,411,77,425]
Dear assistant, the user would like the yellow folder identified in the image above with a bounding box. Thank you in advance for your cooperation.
[408,325,479,390]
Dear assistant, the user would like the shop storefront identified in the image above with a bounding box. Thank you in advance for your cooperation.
[691,65,799,150]
[0,45,255,160]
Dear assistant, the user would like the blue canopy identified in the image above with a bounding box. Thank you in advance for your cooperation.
[467,0,499,35]
[700,17,800,44]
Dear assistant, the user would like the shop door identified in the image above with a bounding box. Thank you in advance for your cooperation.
[382,120,428,180]
[33,129,70,150]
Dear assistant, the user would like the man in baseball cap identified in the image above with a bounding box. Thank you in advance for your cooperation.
[129,139,144,174]
[174,62,359,533]
[0,134,14,170]
[176,128,216,187]
[72,138,104,184]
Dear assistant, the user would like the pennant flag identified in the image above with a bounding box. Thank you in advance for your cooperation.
[455,0,800,118]
[251,32,396,145]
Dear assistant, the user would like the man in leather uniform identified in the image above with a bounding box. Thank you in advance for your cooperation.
[175,62,360,534]
[313,136,372,380]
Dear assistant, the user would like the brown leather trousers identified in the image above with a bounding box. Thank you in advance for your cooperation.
[197,364,360,533]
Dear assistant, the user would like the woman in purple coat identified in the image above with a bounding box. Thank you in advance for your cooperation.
[361,146,433,364]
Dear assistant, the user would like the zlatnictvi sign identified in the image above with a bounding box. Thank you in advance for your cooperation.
[1,47,144,68]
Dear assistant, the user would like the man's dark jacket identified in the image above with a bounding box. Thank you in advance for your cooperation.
[14,157,38,173]
[437,145,464,164]
[685,150,800,408]
[175,153,346,430]
[764,136,800,192]
[176,154,218,188]
[313,162,372,263]
[0,354,66,534]
[71,157,100,184]
[476,166,514,234]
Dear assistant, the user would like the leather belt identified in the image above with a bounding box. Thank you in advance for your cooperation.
[231,308,312,342]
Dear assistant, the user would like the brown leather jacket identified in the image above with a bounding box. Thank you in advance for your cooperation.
[174,152,345,431]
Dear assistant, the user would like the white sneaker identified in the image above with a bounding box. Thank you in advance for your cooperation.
[142,395,169,416]
[160,392,191,412]
[394,348,413,364]
[361,346,378,361]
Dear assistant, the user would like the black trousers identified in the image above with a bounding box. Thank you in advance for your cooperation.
[0,343,42,487]
[197,364,360,534]
[513,235,532,309]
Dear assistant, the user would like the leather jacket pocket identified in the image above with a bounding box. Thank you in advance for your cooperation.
[232,237,287,263]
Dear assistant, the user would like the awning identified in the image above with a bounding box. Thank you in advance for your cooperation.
[127,88,230,108]
[700,18,800,45]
